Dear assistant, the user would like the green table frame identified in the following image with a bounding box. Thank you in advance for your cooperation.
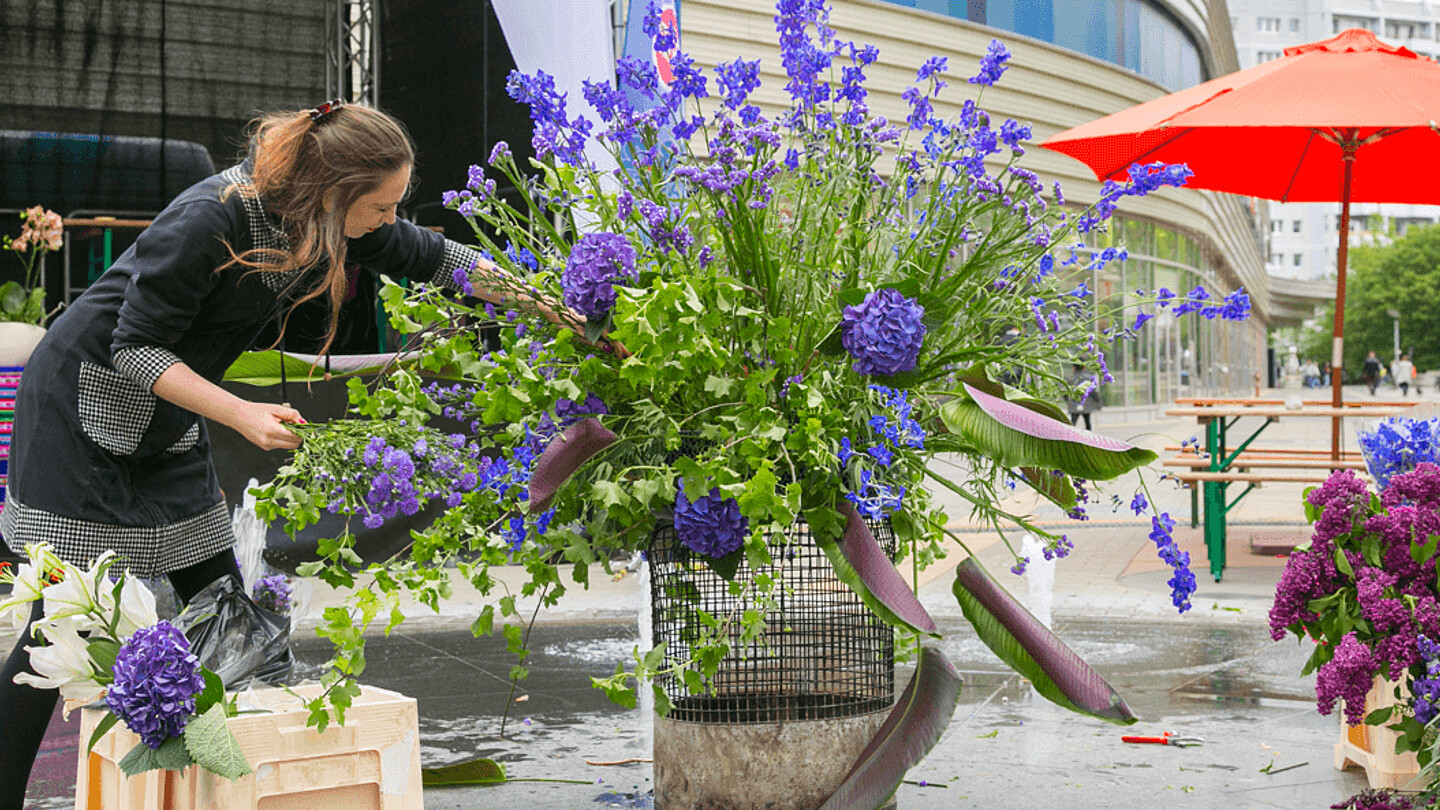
[1196,413,1276,582]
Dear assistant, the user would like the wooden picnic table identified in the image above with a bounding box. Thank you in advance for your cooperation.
[1164,400,1400,581]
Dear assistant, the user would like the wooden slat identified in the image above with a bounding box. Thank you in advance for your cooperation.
[1164,445,1363,457]
[1163,458,1368,470]
[1174,398,1418,409]
[1166,406,1410,419]
[1166,471,1354,484]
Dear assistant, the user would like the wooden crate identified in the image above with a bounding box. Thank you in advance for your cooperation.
[1335,677,1422,790]
[75,684,422,810]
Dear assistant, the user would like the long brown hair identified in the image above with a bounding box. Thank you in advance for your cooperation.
[223,103,414,356]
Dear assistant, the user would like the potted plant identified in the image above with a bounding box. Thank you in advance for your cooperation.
[0,205,63,365]
[254,2,1251,805]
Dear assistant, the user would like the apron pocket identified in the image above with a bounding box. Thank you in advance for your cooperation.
[78,361,155,456]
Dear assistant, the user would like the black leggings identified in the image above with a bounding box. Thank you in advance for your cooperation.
[0,549,242,810]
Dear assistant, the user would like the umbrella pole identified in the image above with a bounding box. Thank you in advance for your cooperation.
[1330,144,1357,465]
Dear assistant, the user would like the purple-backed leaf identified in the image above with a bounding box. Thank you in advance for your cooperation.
[952,557,1137,725]
[818,501,939,637]
[819,646,962,810]
[940,384,1156,481]
[527,418,617,513]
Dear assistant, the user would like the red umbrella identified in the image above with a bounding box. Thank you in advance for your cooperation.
[1040,28,1440,459]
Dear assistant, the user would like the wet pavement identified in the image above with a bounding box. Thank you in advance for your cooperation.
[16,392,1408,808]
[24,614,1370,809]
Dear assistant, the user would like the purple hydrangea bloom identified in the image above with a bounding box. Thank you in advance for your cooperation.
[105,622,206,749]
[674,481,749,559]
[562,232,638,320]
[840,288,926,377]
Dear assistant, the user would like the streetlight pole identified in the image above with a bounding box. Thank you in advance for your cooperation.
[1388,308,1401,366]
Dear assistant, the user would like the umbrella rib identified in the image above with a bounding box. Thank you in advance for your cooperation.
[1280,130,1319,203]
[1096,128,1193,181]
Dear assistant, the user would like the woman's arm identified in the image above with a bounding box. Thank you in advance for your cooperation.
[153,362,303,451]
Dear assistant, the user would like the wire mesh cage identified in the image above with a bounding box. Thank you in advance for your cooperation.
[649,517,897,725]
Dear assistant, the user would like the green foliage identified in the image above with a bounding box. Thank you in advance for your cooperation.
[1300,224,1440,372]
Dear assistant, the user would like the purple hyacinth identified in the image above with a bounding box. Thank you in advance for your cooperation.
[840,288,926,377]
[562,232,638,320]
[674,480,749,559]
[253,573,294,614]
[105,622,206,749]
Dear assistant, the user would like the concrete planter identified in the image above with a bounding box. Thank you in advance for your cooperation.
[0,322,45,366]
[648,519,898,809]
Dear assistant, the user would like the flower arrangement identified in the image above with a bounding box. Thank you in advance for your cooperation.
[254,0,1250,766]
[1358,414,1440,489]
[2,206,62,325]
[0,543,251,780]
[1271,464,1440,795]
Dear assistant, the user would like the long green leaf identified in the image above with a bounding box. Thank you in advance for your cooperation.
[818,501,938,637]
[222,350,425,386]
[183,704,252,781]
[86,712,120,754]
[952,557,1137,725]
[940,384,1155,482]
[422,757,508,787]
[819,646,962,810]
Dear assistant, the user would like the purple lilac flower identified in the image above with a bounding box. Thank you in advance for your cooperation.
[253,573,294,614]
[674,480,749,558]
[1331,789,1417,810]
[969,39,1011,87]
[1316,632,1379,725]
[562,232,638,320]
[105,622,206,749]
[840,288,926,377]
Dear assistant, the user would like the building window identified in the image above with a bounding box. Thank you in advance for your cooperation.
[1257,50,1281,62]
[1385,20,1425,40]
[1292,220,1302,233]
[1334,15,1378,34]
[1270,253,1280,265]
[1294,254,1303,267]
[1336,214,1343,230]
[1258,16,1280,32]
[1290,18,1300,32]
[1270,220,1283,233]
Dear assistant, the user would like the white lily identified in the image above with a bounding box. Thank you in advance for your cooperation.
[41,552,117,632]
[0,562,47,629]
[114,575,158,639]
[12,621,106,715]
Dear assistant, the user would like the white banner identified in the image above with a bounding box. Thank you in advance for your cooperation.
[492,0,617,177]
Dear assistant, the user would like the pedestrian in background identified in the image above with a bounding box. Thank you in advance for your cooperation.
[1395,354,1415,396]
[1363,351,1384,395]
[1066,363,1100,430]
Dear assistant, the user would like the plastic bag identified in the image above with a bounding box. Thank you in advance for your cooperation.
[172,575,295,690]
[232,477,267,595]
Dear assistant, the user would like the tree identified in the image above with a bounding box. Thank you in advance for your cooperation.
[1297,224,1440,376]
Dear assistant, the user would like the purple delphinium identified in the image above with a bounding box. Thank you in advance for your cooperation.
[840,288,926,377]
[674,480,749,559]
[1148,513,1195,612]
[105,622,206,749]
[1316,632,1378,726]
[1410,635,1440,725]
[562,232,638,320]
[253,573,294,614]
[968,39,1010,87]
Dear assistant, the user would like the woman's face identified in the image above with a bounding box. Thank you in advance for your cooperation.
[343,165,412,238]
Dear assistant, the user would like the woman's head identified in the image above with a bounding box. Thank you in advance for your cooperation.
[225,102,416,353]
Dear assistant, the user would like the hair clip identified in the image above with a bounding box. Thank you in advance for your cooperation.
[310,99,345,124]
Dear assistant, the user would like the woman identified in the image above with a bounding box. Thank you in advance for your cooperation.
[0,101,516,807]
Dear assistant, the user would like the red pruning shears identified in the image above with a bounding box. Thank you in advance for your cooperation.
[1121,731,1203,748]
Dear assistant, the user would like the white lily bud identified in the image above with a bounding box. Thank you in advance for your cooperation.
[115,576,159,639]
[13,621,106,716]
[0,563,46,629]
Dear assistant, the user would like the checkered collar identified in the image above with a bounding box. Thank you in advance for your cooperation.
[220,163,301,294]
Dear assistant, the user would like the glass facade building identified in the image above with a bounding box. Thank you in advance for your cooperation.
[880,0,1209,90]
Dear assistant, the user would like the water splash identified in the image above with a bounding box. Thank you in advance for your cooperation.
[1019,533,1054,630]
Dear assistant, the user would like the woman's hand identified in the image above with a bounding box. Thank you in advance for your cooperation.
[152,361,305,451]
[231,402,305,451]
